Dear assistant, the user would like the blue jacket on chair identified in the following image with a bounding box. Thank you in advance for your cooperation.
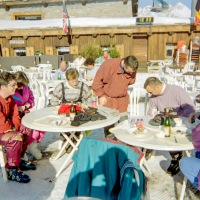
[64,138,146,200]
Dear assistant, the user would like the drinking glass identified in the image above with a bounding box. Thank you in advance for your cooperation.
[151,107,158,118]
[128,115,136,128]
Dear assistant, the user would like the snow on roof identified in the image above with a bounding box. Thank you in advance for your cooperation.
[0,2,193,30]
[0,16,192,31]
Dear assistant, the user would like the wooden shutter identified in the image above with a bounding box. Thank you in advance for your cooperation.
[70,45,79,55]
[26,47,34,56]
[2,47,9,57]
[45,47,54,55]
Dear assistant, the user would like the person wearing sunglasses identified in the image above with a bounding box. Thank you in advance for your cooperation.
[0,71,35,183]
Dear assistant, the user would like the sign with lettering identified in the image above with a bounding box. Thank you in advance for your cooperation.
[136,17,154,25]
[9,40,25,44]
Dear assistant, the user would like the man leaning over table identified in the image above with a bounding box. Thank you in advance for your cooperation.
[92,55,138,113]
[92,56,138,138]
[144,77,195,176]
[0,71,36,183]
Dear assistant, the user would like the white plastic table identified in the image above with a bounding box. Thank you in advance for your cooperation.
[109,119,194,151]
[109,117,195,200]
[22,106,120,179]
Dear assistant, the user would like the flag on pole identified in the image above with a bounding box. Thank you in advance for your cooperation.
[194,0,200,26]
[63,0,70,34]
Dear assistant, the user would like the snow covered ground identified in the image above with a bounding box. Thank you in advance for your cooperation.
[1,72,200,200]
[1,132,200,200]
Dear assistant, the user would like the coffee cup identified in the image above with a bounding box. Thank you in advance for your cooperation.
[156,131,165,138]
[174,118,182,126]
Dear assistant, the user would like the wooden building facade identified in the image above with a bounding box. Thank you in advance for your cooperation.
[0,0,199,69]
[0,24,199,69]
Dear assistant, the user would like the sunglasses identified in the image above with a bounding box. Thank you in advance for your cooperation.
[7,82,17,88]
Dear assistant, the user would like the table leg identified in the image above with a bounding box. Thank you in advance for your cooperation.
[179,150,191,200]
[53,131,76,161]
[141,148,152,175]
[54,132,84,179]
[139,156,151,178]
[58,133,64,150]
[179,176,187,200]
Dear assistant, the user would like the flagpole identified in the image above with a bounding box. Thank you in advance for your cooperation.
[62,0,72,44]
[192,0,198,18]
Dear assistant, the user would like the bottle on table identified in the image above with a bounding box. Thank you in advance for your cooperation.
[58,72,61,80]
[91,90,97,108]
[163,107,171,137]
[70,101,76,121]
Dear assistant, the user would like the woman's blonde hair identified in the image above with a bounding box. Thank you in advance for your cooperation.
[65,68,79,80]
[15,71,29,87]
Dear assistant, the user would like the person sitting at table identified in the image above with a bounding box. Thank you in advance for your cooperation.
[144,77,195,176]
[13,71,45,160]
[83,58,99,81]
[95,49,111,65]
[51,68,92,152]
[180,111,200,192]
[73,53,86,70]
[54,60,68,80]
[0,71,36,183]
[51,68,92,106]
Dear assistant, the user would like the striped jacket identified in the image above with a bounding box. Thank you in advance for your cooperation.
[50,81,92,106]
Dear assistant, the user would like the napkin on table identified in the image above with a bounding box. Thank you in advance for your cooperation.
[97,105,119,116]
[58,104,82,114]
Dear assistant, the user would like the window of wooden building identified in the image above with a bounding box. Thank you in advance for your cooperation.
[166,43,176,61]
[57,47,70,55]
[12,13,43,20]
[14,48,26,56]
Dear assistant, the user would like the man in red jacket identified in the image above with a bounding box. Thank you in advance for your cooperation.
[0,71,35,183]
[92,55,138,113]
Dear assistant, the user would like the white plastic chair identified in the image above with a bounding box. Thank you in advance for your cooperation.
[11,65,26,72]
[68,62,77,69]
[28,81,41,111]
[181,62,196,91]
[26,72,39,83]
[0,145,8,182]
[182,62,195,73]
[165,67,184,87]
[37,64,52,81]
[37,81,48,109]
[37,81,55,108]
[128,87,149,116]
[183,75,196,92]
[147,61,164,73]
